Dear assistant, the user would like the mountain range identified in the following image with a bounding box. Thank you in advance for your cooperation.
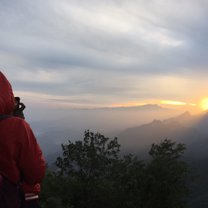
[119,111,208,159]
[117,111,208,207]
[35,110,208,161]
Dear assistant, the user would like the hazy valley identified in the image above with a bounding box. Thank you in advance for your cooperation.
[30,106,208,207]
[30,105,208,162]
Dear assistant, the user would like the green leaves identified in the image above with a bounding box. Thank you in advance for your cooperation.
[41,131,190,208]
[56,130,120,180]
[144,139,189,208]
[149,139,186,160]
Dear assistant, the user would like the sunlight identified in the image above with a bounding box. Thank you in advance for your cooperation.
[160,100,196,107]
[110,102,147,108]
[160,100,187,106]
[200,97,208,111]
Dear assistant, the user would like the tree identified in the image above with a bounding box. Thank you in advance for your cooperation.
[142,139,189,208]
[56,130,120,180]
[55,130,121,208]
[41,132,190,208]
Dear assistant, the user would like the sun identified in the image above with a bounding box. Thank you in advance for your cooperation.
[200,97,208,111]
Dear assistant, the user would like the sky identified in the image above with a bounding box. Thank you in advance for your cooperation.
[1,0,208,115]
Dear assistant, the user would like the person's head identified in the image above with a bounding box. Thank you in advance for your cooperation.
[0,71,15,115]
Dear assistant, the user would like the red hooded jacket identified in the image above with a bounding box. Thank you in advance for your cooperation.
[0,72,46,185]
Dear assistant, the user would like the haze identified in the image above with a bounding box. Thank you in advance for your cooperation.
[1,0,208,155]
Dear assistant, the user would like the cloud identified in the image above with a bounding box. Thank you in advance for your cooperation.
[1,0,208,108]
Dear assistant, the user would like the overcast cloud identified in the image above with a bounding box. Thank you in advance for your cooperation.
[1,0,208,110]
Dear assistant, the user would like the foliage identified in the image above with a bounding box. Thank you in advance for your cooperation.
[41,131,190,208]
[141,139,189,208]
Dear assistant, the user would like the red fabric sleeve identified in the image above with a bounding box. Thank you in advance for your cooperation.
[23,183,41,194]
[17,120,46,185]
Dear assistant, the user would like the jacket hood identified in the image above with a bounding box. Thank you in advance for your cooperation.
[0,72,15,115]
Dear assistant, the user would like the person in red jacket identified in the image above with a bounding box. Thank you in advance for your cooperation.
[13,97,43,208]
[0,71,46,208]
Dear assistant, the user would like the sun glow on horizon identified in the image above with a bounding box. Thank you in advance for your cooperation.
[160,100,196,106]
[110,102,148,108]
[199,97,208,111]
[110,99,198,109]
[160,100,187,106]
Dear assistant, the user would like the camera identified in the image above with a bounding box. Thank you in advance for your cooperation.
[13,97,26,119]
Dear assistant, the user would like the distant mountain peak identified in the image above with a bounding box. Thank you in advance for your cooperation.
[96,104,168,111]
[151,119,162,125]
[178,111,191,118]
[164,111,192,125]
[133,104,166,110]
[175,111,191,121]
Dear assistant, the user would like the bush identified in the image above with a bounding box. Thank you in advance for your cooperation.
[41,131,190,208]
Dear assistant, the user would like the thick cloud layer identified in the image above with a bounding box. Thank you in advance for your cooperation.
[1,0,208,108]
